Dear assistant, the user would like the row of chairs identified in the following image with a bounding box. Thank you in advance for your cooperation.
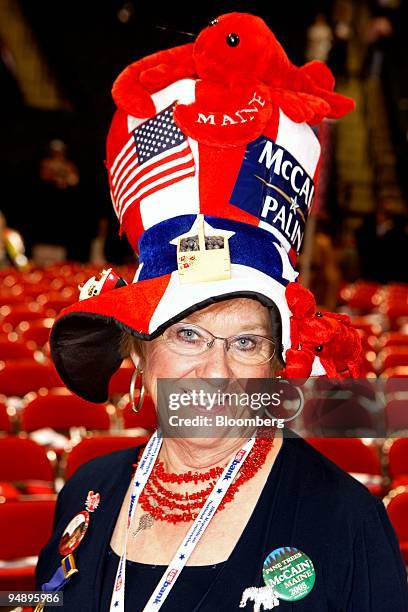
[0,499,56,591]
[307,437,408,494]
[350,313,408,375]
[340,281,408,324]
[0,388,157,434]
[301,397,408,435]
[1,434,408,499]
[0,262,135,333]
[0,359,136,397]
[0,433,148,489]
[0,262,134,287]
[2,267,407,379]
[1,392,406,439]
[1,436,407,594]
[0,357,404,399]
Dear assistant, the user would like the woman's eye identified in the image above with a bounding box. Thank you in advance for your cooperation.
[176,328,201,342]
[233,336,257,351]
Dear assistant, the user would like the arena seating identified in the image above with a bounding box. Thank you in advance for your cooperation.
[0,303,47,330]
[0,436,54,483]
[382,366,408,378]
[302,398,376,435]
[339,282,382,313]
[21,390,113,433]
[377,348,408,373]
[385,400,408,434]
[379,332,408,349]
[64,435,148,479]
[0,338,35,360]
[384,374,408,397]
[0,360,63,396]
[385,439,408,488]
[121,395,158,431]
[0,400,11,433]
[306,438,384,496]
[0,500,56,590]
[0,263,407,574]
[18,318,53,349]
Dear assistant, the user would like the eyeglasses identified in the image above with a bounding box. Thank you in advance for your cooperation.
[161,323,276,366]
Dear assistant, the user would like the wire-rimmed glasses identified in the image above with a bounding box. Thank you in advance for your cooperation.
[161,323,276,366]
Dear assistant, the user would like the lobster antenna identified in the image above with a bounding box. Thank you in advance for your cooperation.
[155,25,196,38]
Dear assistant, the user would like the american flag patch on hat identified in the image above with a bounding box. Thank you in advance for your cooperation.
[109,105,196,222]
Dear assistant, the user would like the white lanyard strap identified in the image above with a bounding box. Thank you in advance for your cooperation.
[143,435,255,611]
[109,430,256,612]
[110,430,163,612]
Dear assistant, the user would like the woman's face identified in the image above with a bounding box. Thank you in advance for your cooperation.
[140,298,277,404]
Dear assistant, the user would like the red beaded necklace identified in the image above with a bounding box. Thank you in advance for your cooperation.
[137,435,274,524]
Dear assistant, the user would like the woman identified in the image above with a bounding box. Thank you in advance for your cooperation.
[37,296,408,612]
[36,296,408,611]
[36,12,407,612]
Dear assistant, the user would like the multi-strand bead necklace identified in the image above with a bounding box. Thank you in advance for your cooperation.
[135,435,274,524]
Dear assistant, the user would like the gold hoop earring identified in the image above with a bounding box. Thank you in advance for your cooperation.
[130,364,145,413]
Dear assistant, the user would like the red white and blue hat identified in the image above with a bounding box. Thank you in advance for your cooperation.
[50,13,361,402]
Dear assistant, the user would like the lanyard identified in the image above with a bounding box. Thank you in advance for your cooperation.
[109,430,256,612]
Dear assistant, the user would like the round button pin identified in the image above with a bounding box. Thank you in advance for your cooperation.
[263,546,315,602]
[59,510,90,556]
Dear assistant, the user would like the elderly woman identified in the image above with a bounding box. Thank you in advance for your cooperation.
[36,13,408,612]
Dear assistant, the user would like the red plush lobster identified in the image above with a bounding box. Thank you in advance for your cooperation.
[282,283,362,378]
[112,12,354,146]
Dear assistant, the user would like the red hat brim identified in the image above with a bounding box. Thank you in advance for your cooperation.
[51,274,281,402]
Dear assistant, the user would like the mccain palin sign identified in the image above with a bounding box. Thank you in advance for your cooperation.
[230,136,315,254]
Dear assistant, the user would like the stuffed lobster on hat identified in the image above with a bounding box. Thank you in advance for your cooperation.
[50,12,362,402]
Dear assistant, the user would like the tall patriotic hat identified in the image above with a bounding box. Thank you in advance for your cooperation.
[50,12,361,403]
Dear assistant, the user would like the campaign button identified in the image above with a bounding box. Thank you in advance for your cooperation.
[59,510,90,556]
[263,546,315,602]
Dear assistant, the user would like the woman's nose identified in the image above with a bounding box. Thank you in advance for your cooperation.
[195,340,234,380]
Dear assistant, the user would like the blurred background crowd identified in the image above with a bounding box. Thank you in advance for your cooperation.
[0,0,408,597]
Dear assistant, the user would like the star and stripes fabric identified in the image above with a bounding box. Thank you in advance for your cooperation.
[109,105,196,223]
[106,85,319,264]
[136,214,296,286]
